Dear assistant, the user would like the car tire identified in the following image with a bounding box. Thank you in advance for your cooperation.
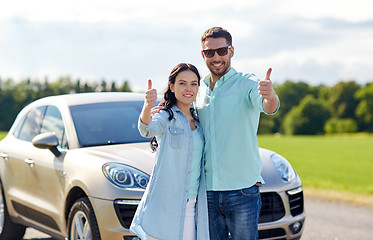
[67,197,101,240]
[0,181,26,240]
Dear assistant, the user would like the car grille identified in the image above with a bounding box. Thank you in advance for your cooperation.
[114,191,303,231]
[287,190,304,216]
[259,228,286,239]
[259,192,285,223]
[113,200,139,229]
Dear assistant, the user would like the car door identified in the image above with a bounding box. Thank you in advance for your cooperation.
[3,106,46,218]
[25,105,69,232]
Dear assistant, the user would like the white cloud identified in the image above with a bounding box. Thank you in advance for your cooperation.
[2,0,372,23]
[0,0,372,92]
[277,0,373,22]
[235,32,373,86]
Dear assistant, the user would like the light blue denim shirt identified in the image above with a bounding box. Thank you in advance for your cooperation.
[188,129,203,199]
[130,106,209,240]
[195,68,279,191]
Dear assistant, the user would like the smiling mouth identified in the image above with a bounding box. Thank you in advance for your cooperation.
[212,62,223,67]
[184,94,193,98]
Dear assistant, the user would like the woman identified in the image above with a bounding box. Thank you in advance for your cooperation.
[130,63,209,240]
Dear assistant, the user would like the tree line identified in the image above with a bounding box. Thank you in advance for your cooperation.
[259,80,373,134]
[0,76,372,134]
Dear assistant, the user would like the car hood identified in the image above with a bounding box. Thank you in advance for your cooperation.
[78,144,301,192]
[79,142,155,175]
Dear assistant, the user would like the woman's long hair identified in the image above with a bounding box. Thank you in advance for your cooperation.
[150,63,201,151]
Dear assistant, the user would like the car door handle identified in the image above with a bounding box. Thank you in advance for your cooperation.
[24,158,34,167]
[0,152,9,161]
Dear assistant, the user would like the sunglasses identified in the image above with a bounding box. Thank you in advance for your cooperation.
[203,45,232,58]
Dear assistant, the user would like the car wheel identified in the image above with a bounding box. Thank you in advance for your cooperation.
[67,197,101,240]
[0,181,26,240]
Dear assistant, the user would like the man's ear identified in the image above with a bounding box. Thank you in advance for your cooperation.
[230,46,234,58]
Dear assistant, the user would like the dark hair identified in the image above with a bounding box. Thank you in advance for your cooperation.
[150,63,201,152]
[201,27,232,46]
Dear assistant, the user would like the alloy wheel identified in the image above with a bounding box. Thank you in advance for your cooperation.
[70,210,92,240]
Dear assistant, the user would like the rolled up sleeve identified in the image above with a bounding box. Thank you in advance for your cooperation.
[138,112,167,138]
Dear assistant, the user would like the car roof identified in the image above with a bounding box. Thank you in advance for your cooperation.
[33,92,147,107]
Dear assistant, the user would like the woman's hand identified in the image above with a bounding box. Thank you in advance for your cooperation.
[144,79,157,109]
[140,79,157,125]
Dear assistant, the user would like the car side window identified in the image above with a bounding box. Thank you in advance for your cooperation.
[16,106,46,142]
[40,106,68,149]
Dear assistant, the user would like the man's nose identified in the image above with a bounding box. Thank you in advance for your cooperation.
[211,51,220,60]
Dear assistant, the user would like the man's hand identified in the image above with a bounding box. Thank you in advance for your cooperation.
[258,68,279,114]
[151,105,163,116]
[258,68,276,101]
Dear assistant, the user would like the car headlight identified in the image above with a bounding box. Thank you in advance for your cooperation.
[270,153,296,182]
[102,162,149,189]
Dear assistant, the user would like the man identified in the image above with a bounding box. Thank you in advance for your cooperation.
[195,27,279,240]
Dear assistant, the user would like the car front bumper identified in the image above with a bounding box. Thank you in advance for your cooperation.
[90,186,305,240]
[89,197,139,240]
[258,186,306,240]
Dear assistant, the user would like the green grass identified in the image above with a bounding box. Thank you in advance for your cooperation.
[1,131,372,198]
[0,131,7,140]
[258,134,373,196]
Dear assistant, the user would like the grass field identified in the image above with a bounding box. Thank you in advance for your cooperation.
[258,134,373,200]
[0,131,7,140]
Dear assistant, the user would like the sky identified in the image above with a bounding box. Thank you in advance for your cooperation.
[0,0,372,92]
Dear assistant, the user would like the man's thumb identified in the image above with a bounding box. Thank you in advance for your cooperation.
[265,68,272,80]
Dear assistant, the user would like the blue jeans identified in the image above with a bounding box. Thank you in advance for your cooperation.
[207,185,261,240]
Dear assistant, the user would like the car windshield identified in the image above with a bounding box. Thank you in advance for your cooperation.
[70,101,149,147]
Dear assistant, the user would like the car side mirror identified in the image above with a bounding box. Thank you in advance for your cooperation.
[32,132,62,157]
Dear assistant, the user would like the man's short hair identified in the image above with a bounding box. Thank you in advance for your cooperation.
[201,27,232,46]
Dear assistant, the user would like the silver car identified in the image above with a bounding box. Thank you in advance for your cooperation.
[0,92,305,240]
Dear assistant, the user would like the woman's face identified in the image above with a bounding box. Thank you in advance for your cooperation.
[170,70,199,108]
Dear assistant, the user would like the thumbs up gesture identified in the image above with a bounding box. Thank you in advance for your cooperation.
[144,79,157,109]
[140,79,158,125]
[258,68,279,114]
[258,68,275,101]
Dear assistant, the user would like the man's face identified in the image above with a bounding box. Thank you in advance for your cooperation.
[201,37,234,80]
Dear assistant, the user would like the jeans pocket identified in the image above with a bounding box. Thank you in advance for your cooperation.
[168,127,184,149]
[240,185,259,197]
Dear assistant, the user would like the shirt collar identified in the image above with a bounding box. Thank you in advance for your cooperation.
[171,105,193,113]
[171,105,182,112]
[203,68,237,87]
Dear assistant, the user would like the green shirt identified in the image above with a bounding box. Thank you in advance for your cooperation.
[195,68,279,191]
